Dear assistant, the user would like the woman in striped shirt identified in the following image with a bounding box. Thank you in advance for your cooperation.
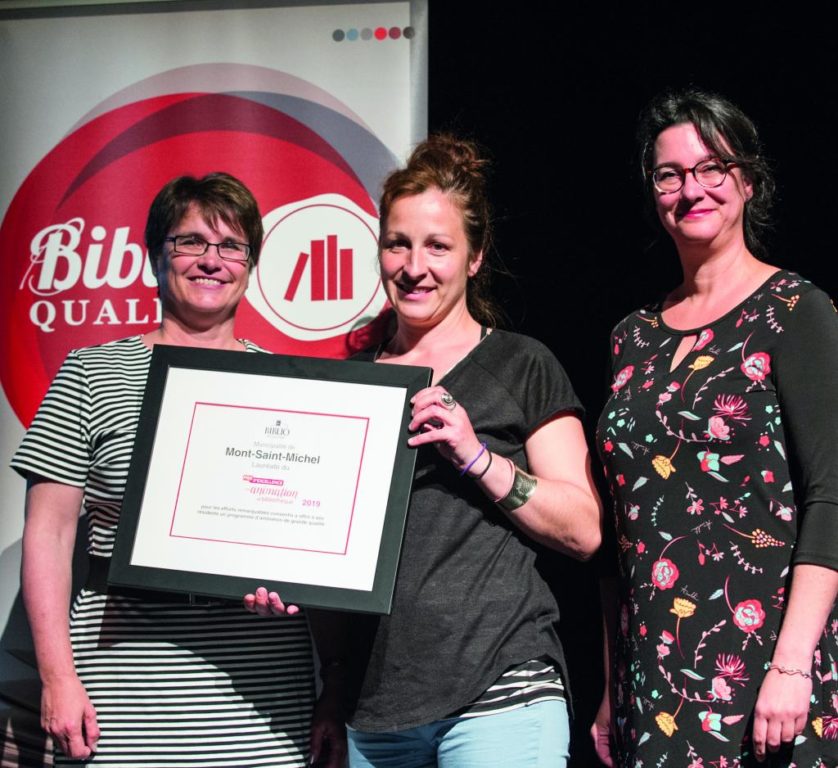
[13,173,337,767]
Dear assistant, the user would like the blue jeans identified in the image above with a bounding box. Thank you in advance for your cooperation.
[347,700,570,768]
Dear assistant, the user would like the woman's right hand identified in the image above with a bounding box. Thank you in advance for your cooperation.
[591,688,615,767]
[41,673,99,758]
[243,586,300,616]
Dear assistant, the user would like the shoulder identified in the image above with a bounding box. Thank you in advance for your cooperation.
[68,334,148,363]
[479,329,556,361]
[609,305,658,340]
[765,272,836,334]
[466,329,582,415]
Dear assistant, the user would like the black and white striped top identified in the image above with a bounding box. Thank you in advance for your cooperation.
[12,335,315,767]
[455,658,565,718]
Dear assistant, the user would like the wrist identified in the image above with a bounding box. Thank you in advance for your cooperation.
[459,441,487,476]
[764,662,813,679]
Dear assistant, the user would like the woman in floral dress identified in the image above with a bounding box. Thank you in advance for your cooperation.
[592,88,838,767]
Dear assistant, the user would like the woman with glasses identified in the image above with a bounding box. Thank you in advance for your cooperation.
[592,88,838,766]
[12,173,332,766]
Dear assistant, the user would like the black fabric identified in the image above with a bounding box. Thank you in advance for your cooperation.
[597,271,838,765]
[346,329,583,732]
[772,287,838,568]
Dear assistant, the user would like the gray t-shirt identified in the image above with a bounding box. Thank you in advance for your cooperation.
[347,329,583,731]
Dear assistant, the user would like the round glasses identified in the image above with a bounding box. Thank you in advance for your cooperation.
[165,235,251,264]
[651,158,734,194]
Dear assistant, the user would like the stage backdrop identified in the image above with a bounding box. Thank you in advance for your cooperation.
[0,0,427,752]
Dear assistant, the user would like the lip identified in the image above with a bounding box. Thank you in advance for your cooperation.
[188,276,229,287]
[394,281,434,298]
[679,207,716,220]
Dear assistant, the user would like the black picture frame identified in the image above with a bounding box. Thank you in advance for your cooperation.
[109,344,430,614]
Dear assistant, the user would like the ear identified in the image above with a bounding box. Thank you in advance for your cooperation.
[741,173,754,202]
[467,249,483,278]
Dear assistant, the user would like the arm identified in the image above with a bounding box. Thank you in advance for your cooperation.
[21,476,99,759]
[751,287,838,759]
[408,387,602,559]
[591,577,618,766]
[307,609,348,768]
[752,564,838,761]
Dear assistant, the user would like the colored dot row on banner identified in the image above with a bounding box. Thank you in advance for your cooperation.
[332,26,415,42]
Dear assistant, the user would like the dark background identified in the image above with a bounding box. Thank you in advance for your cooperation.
[428,3,837,764]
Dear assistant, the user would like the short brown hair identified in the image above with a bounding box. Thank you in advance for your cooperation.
[145,172,264,270]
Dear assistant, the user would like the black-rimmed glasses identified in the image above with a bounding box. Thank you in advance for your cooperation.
[651,158,735,194]
[165,235,251,264]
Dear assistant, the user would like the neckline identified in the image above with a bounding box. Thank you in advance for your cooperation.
[654,268,786,336]
[437,327,495,385]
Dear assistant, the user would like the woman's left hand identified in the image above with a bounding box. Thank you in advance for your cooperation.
[751,668,812,761]
[407,386,483,471]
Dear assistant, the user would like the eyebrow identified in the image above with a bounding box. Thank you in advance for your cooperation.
[653,154,719,170]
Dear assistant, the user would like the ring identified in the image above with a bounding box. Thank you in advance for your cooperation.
[440,391,457,411]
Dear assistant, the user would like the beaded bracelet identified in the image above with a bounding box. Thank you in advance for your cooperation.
[460,441,488,476]
[764,663,812,679]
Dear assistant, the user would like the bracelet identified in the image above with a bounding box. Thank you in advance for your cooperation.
[473,449,493,480]
[765,663,812,679]
[496,462,538,511]
[460,441,488,476]
[492,457,516,502]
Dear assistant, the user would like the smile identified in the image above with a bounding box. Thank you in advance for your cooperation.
[189,277,228,286]
[395,282,433,295]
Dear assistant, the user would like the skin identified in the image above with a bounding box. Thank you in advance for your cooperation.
[23,203,345,762]
[592,122,838,764]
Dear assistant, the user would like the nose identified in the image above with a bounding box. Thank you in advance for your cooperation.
[680,170,706,200]
[195,245,224,270]
[403,247,427,278]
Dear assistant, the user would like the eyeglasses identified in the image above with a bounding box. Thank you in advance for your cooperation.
[651,158,735,194]
[165,235,251,264]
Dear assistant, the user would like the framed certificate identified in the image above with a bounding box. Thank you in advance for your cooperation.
[109,345,431,614]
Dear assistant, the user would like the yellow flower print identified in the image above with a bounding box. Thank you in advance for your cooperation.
[689,355,714,371]
[812,716,823,738]
[655,711,678,737]
[670,598,696,619]
[652,455,676,479]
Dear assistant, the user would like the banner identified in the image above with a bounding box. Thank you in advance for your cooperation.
[0,0,426,755]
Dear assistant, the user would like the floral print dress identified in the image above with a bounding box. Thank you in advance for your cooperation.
[597,271,838,768]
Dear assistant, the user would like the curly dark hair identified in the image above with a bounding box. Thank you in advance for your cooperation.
[637,88,775,256]
[379,134,501,326]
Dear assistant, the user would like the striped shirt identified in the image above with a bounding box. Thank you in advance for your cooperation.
[12,336,315,766]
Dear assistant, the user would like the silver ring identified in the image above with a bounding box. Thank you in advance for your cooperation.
[440,391,457,411]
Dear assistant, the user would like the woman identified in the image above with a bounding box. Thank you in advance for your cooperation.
[12,173,330,766]
[593,89,838,766]
[249,135,602,766]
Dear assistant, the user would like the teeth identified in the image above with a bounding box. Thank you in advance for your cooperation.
[192,278,224,286]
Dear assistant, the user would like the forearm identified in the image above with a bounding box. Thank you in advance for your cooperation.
[770,563,838,670]
[21,482,82,683]
[501,472,602,557]
[466,418,603,558]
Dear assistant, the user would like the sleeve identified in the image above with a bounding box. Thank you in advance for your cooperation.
[9,350,92,488]
[773,288,838,569]
[515,337,584,434]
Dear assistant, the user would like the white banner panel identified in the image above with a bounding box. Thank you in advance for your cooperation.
[0,0,427,746]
